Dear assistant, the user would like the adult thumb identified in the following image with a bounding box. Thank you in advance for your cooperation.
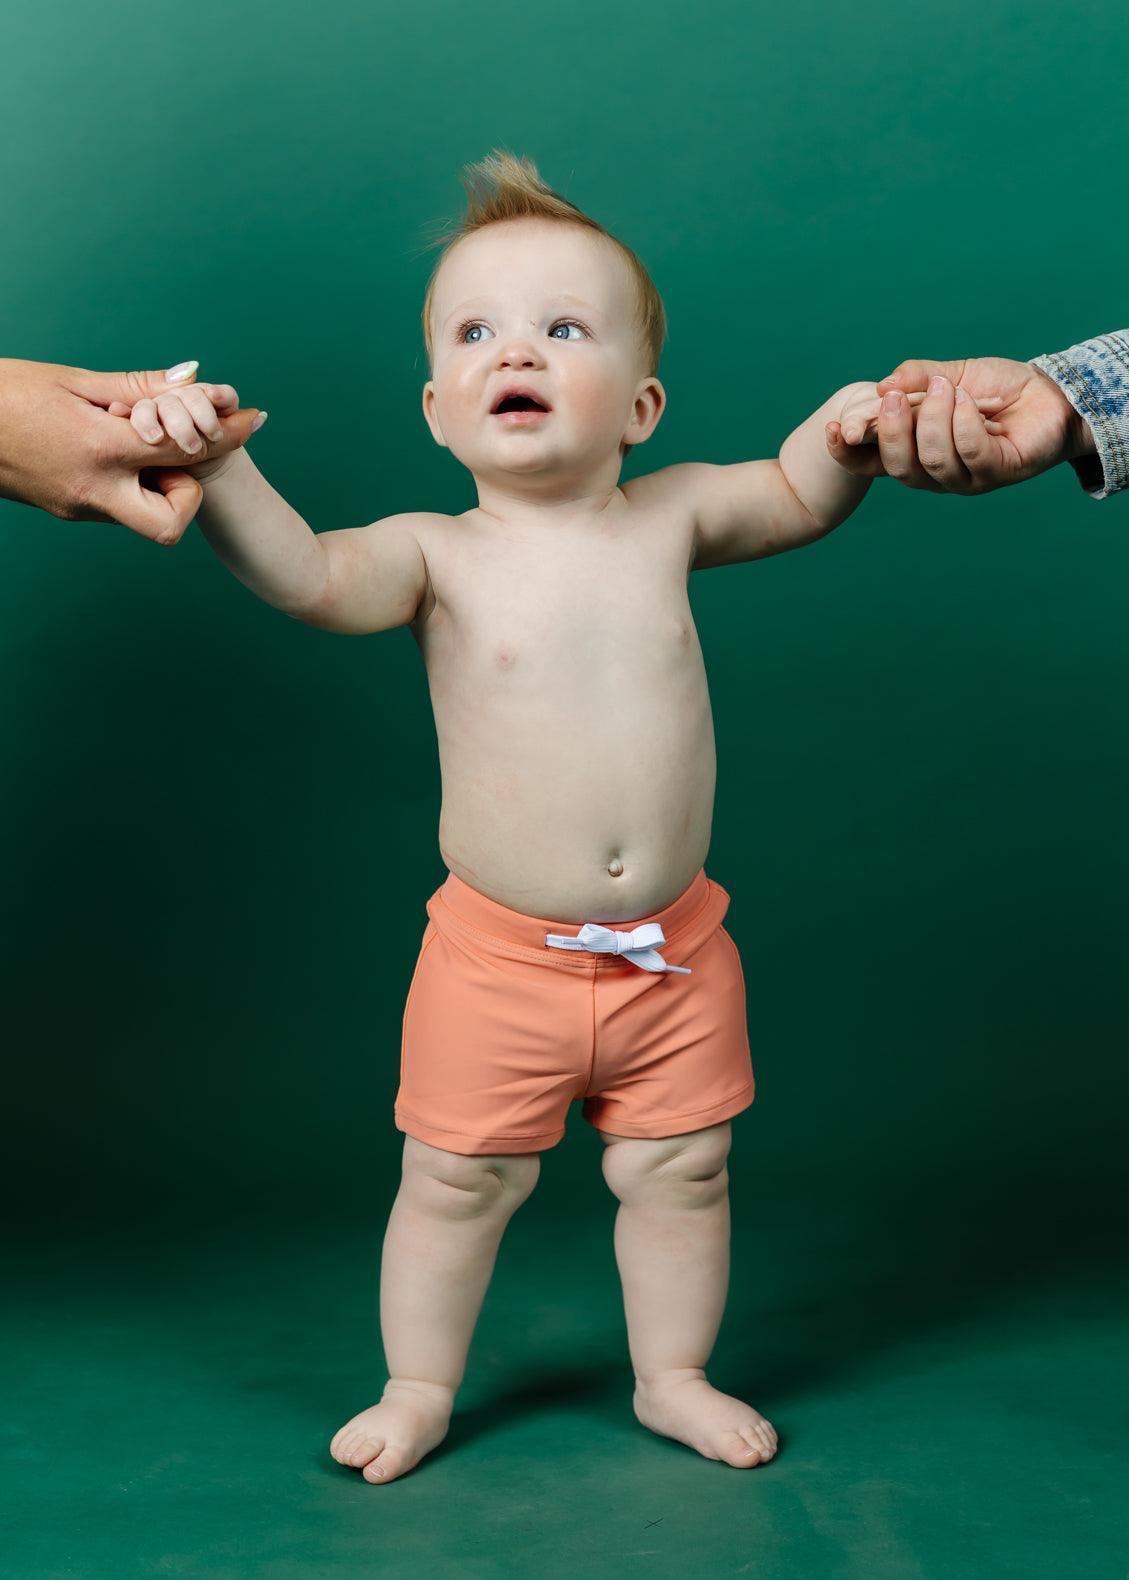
[875,359,964,396]
[67,360,200,410]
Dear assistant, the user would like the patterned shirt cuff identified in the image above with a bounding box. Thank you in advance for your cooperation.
[1027,332,1129,500]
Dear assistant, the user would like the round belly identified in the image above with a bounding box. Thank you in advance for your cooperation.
[433,673,717,920]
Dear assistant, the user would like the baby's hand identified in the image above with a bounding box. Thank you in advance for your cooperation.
[106,380,249,480]
[833,383,1006,446]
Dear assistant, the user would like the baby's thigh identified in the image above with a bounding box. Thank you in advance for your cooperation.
[400,1134,541,1209]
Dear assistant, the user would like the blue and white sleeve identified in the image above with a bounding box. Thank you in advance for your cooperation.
[1028,331,1129,501]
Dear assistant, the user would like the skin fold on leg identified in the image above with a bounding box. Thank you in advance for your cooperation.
[599,1121,779,1467]
[330,1136,540,1485]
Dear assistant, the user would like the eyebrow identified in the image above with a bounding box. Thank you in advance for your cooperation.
[443,293,602,328]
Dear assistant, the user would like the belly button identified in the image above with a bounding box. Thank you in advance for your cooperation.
[607,858,624,877]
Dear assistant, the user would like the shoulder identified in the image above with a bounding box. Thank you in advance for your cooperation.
[622,462,713,571]
[621,461,705,511]
[391,510,457,626]
[621,461,704,539]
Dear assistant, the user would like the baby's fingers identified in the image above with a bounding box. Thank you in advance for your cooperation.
[174,386,226,443]
[115,391,210,453]
[825,421,887,477]
[150,390,218,453]
[129,396,165,444]
[198,382,239,413]
[111,382,241,447]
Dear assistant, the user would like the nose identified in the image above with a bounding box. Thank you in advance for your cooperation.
[496,331,545,370]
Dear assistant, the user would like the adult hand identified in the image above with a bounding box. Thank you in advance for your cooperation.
[0,358,263,545]
[825,357,1094,495]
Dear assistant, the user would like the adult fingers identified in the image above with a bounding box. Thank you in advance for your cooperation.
[77,404,261,538]
[913,376,972,492]
[875,358,966,397]
[86,466,204,545]
[67,360,200,409]
[872,390,944,491]
[949,387,1010,492]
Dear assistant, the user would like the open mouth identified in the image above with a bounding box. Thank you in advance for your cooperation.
[491,393,552,416]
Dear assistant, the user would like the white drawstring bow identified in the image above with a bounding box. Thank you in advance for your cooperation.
[543,920,691,974]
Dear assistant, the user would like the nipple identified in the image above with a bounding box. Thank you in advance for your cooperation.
[607,858,624,877]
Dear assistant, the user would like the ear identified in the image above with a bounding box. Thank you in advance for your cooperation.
[624,377,666,448]
[421,382,448,449]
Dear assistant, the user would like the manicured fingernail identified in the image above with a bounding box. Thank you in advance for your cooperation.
[166,360,198,384]
[882,392,901,414]
[251,411,269,432]
[955,387,971,404]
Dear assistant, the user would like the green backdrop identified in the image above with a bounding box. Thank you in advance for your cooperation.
[2,1,1126,1576]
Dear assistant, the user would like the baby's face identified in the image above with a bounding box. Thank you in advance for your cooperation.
[422,218,663,486]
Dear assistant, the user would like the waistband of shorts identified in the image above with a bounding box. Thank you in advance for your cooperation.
[427,866,730,970]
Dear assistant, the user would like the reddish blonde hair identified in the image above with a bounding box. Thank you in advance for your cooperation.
[418,148,667,385]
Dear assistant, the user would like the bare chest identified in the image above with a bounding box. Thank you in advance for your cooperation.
[409,489,699,700]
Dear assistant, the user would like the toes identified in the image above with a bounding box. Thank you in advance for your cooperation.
[343,1434,385,1468]
[726,1423,778,1466]
[722,1429,765,1466]
[331,1425,367,1461]
[363,1445,410,1484]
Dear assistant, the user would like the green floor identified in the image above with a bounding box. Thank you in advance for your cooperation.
[4,1155,1126,1580]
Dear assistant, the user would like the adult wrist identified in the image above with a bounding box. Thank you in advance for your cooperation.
[1066,410,1097,462]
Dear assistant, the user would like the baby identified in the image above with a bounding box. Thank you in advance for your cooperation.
[111,152,1004,1485]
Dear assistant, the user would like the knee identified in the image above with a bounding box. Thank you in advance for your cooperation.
[402,1135,540,1218]
[600,1121,731,1207]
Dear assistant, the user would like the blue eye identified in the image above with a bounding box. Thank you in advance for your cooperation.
[455,318,587,344]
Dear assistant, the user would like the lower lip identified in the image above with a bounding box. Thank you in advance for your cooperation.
[493,409,551,424]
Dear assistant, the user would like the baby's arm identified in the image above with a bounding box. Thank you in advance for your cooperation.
[683,383,1005,571]
[680,382,877,571]
[113,384,427,632]
[195,451,428,633]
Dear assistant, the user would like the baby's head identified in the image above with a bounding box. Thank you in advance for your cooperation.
[419,150,667,495]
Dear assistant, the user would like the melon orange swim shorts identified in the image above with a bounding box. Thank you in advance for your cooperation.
[394,866,755,1156]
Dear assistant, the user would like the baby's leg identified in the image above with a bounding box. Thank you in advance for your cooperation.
[599,1120,778,1467]
[331,1135,540,1484]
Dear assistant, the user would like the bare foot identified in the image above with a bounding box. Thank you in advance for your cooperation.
[633,1368,779,1467]
[330,1378,454,1484]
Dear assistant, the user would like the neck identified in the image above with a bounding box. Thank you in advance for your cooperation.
[468,453,628,534]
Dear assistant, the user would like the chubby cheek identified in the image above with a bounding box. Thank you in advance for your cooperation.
[437,371,481,434]
[564,362,624,433]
